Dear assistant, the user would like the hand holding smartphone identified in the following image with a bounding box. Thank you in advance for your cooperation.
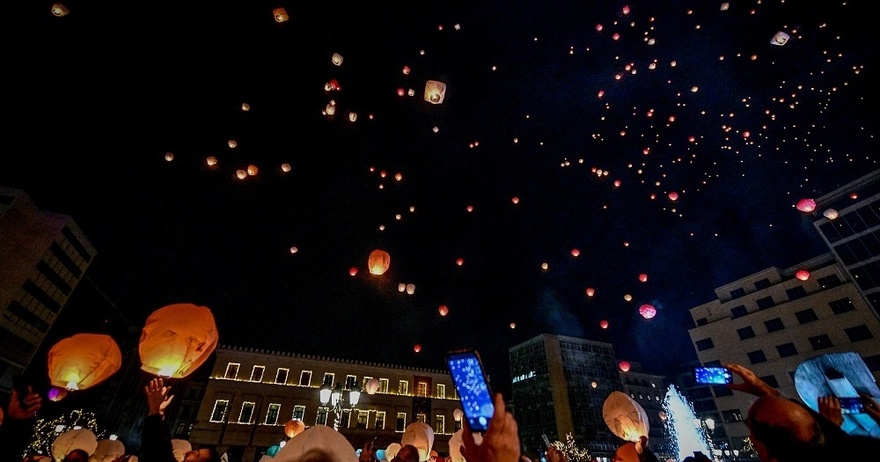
[838,397,865,414]
[446,349,494,432]
[693,366,732,385]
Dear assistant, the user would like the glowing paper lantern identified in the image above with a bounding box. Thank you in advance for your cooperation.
[47,333,122,391]
[52,428,98,461]
[170,439,191,462]
[823,208,839,220]
[455,258,464,266]
[273,8,289,23]
[448,428,480,462]
[413,344,422,353]
[618,361,631,372]
[796,270,810,281]
[602,390,650,442]
[365,378,380,395]
[424,80,447,104]
[771,31,790,46]
[332,53,344,66]
[385,443,401,462]
[47,387,68,402]
[284,419,305,438]
[600,320,609,329]
[402,422,435,462]
[638,273,648,283]
[585,288,595,297]
[571,248,580,257]
[668,191,679,201]
[624,294,633,302]
[368,249,391,275]
[510,322,516,329]
[639,304,657,319]
[453,408,463,421]
[51,3,69,17]
[349,267,358,277]
[139,303,219,379]
[796,198,816,212]
[439,305,449,316]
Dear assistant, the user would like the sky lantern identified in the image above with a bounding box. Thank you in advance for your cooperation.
[618,361,631,372]
[47,386,68,402]
[668,191,679,201]
[639,273,648,283]
[510,322,516,329]
[206,156,218,167]
[424,80,447,104]
[51,3,69,17]
[47,333,122,391]
[439,305,449,316]
[368,249,391,275]
[585,287,595,297]
[349,267,358,277]
[624,294,633,302]
[600,320,609,329]
[139,303,219,378]
[93,439,126,462]
[413,344,422,353]
[273,7,289,23]
[241,102,250,111]
[455,258,464,266]
[796,198,816,212]
[332,53,343,66]
[602,391,650,442]
[796,270,810,281]
[52,428,98,461]
[771,31,790,46]
[823,208,839,220]
[164,152,174,162]
[406,283,416,295]
[365,378,380,395]
[571,248,580,257]
[512,196,520,204]
[228,139,237,149]
[284,419,305,438]
[281,163,291,173]
[639,304,657,319]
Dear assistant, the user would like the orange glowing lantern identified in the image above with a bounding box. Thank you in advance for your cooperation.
[139,303,219,379]
[639,273,648,283]
[273,7,289,23]
[424,80,447,104]
[47,333,122,391]
[668,191,679,201]
[618,361,631,372]
[571,248,581,257]
[284,420,305,438]
[796,198,816,213]
[600,320,609,329]
[331,53,343,66]
[439,305,449,316]
[639,304,657,319]
[796,270,810,281]
[413,344,422,353]
[349,267,358,277]
[368,249,391,275]
[51,3,69,17]
[455,258,464,266]
[586,287,595,297]
[365,378,380,395]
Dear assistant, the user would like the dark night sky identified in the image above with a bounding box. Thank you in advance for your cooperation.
[5,0,879,395]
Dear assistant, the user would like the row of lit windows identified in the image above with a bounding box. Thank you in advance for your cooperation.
[222,362,449,398]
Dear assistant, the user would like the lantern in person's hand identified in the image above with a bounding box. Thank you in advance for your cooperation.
[401,422,435,462]
[602,391,650,442]
[171,439,192,462]
[52,428,99,461]
[284,419,305,438]
[139,303,219,378]
[368,249,391,275]
[47,333,122,391]
[93,439,126,462]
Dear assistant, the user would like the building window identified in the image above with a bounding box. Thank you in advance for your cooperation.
[299,371,312,386]
[845,325,874,342]
[239,402,255,423]
[316,409,328,425]
[829,297,855,314]
[224,363,240,379]
[250,366,265,382]
[379,378,389,393]
[776,342,798,357]
[795,308,819,324]
[785,286,808,301]
[764,318,785,333]
[416,382,428,397]
[275,368,289,384]
[754,279,772,290]
[809,334,834,350]
[435,415,446,434]
[399,380,409,395]
[695,338,715,351]
[292,405,305,421]
[340,412,351,428]
[730,288,746,299]
[346,375,358,389]
[731,305,747,318]
[721,409,744,423]
[864,354,880,372]
[375,411,386,429]
[210,400,229,422]
[396,412,407,432]
[416,413,427,424]
[756,296,775,310]
[737,326,756,340]
[436,384,446,399]
[265,403,281,425]
[696,317,708,326]
[759,375,779,388]
[747,350,767,364]
[323,373,335,386]
[817,274,842,289]
[357,410,369,429]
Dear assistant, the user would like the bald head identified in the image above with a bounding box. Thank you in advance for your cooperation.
[747,396,823,462]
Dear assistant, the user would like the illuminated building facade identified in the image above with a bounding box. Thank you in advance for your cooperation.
[189,346,460,462]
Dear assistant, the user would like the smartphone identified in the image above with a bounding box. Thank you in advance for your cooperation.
[839,397,865,414]
[542,434,552,449]
[446,349,494,432]
[693,366,732,385]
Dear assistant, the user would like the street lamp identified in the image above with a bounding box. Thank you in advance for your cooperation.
[318,382,362,430]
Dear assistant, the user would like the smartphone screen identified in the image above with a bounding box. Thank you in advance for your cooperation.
[446,349,494,432]
[693,366,732,385]
[839,397,865,414]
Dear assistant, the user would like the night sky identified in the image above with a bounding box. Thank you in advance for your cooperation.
[5,0,879,394]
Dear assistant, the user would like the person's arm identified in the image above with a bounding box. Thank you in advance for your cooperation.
[140,378,175,462]
[461,393,521,462]
[725,364,780,397]
[0,387,43,461]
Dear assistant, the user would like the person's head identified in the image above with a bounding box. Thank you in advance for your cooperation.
[429,450,439,461]
[62,449,90,462]
[746,395,823,462]
[184,448,221,462]
[393,445,420,462]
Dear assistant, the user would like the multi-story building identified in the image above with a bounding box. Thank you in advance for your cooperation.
[508,334,623,460]
[619,361,671,459]
[189,346,460,462]
[0,187,96,391]
[687,252,880,455]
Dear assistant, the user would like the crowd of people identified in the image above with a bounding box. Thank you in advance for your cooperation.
[2,363,880,462]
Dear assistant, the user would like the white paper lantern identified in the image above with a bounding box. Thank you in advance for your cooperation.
[52,428,98,461]
[92,439,126,462]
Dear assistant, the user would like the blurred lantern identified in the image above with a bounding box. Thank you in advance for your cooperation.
[823,208,839,220]
[284,419,305,438]
[325,103,336,116]
[571,248,580,257]
[512,196,520,204]
[439,305,449,316]
[397,88,405,97]
[455,258,464,266]
[401,422,435,462]
[348,112,358,122]
[48,333,122,391]
[241,102,250,111]
[406,283,416,295]
[247,165,258,176]
[639,304,657,319]
[52,428,98,461]
[720,3,729,11]
[228,139,237,148]
[51,3,69,17]
[770,31,790,46]
[796,198,816,212]
[424,80,447,104]
[385,443,401,462]
[659,411,667,421]
[365,378,380,395]
[332,53,343,66]
[600,320,609,329]
[850,192,859,200]
[796,270,810,281]
[206,156,218,167]
[398,283,407,292]
[349,267,358,277]
[47,386,68,402]
[235,170,247,180]
[638,273,648,283]
[668,191,679,201]
[591,381,598,388]
[368,249,391,275]
[618,361,631,372]
[453,408,463,421]
[164,152,174,162]
[402,65,411,75]
[171,439,192,462]
[602,390,650,442]
[408,88,415,97]
[413,344,422,353]
[281,163,291,173]
[289,246,298,254]
[585,287,595,297]
[510,322,516,329]
[624,294,633,302]
[273,7,289,23]
[139,303,219,378]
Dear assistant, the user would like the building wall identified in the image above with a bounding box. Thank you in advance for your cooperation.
[189,346,461,462]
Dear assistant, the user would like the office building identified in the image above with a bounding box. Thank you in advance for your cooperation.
[189,345,460,462]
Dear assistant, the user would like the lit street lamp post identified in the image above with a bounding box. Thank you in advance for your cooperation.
[318,382,362,430]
